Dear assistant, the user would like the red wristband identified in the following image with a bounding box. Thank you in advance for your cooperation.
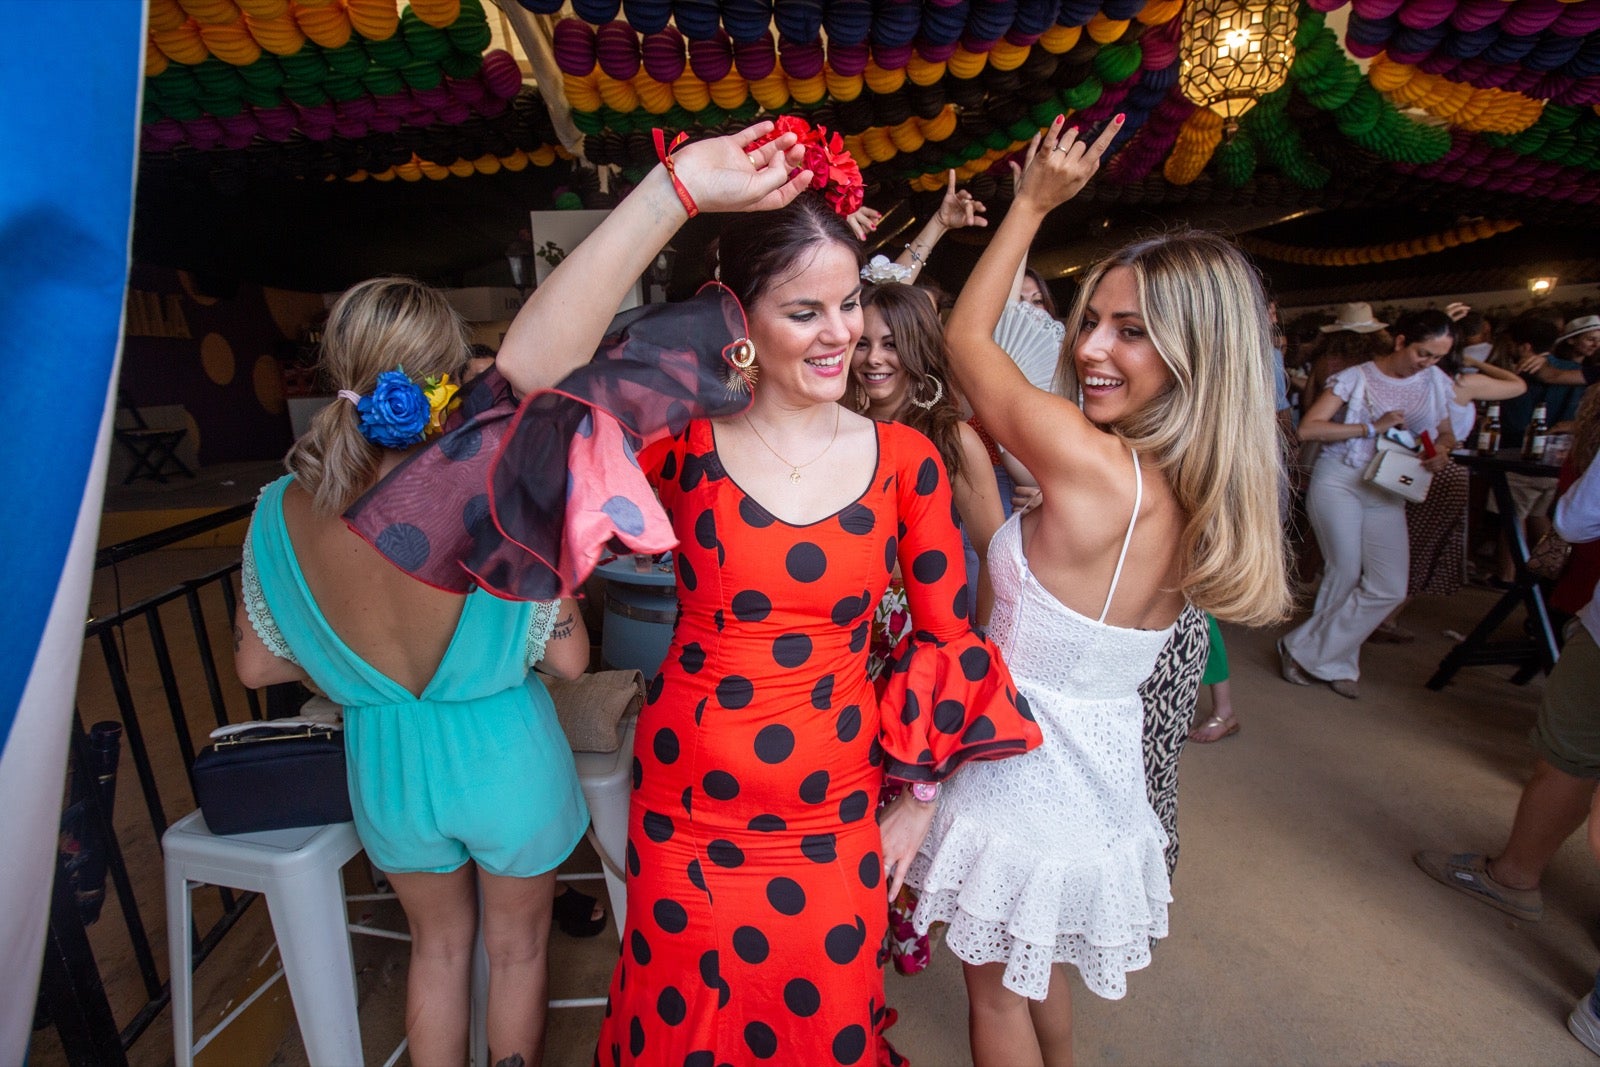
[653,128,698,219]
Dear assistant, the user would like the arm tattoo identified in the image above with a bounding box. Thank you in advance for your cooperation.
[494,1055,526,1067]
[233,624,243,652]
[550,612,576,641]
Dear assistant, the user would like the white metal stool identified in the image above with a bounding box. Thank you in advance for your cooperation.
[163,810,364,1067]
[570,715,635,936]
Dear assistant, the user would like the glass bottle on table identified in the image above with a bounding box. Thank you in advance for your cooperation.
[1522,402,1549,461]
[1474,402,1501,456]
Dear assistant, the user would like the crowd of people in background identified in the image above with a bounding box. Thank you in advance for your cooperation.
[232,117,1600,1065]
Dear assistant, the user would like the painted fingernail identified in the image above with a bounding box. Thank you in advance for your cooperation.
[1055,114,1065,124]
[1114,113,1126,122]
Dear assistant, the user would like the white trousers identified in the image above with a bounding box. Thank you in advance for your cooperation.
[1284,457,1409,681]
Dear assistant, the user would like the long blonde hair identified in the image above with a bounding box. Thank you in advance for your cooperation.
[1055,231,1291,626]
[286,277,470,515]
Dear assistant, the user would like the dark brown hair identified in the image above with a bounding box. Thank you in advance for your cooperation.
[858,282,965,482]
[714,191,861,309]
[1022,267,1058,318]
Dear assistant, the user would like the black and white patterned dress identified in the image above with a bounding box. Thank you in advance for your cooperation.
[1139,604,1207,876]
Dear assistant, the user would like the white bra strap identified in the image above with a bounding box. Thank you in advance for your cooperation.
[1098,448,1142,624]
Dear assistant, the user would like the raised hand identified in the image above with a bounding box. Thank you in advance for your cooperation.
[847,205,883,241]
[673,121,814,215]
[935,170,988,230]
[1013,113,1123,214]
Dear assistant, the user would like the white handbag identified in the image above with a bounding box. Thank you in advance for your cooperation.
[1362,438,1433,503]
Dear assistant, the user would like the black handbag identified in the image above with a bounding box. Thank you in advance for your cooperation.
[191,722,352,835]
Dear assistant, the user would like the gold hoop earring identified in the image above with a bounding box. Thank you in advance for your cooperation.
[908,374,944,411]
[725,338,758,396]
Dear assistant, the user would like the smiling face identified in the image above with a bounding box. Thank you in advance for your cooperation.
[1073,265,1174,424]
[1570,330,1600,360]
[746,240,864,409]
[852,304,906,414]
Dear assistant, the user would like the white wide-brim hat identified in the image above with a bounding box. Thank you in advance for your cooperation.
[1319,301,1388,334]
[1556,314,1600,345]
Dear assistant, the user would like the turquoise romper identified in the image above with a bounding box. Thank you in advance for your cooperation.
[242,475,589,877]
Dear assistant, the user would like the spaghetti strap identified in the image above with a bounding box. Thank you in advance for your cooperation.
[1098,448,1142,624]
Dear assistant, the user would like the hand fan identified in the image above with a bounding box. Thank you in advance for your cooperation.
[993,301,1065,393]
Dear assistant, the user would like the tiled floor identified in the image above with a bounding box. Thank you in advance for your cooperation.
[32,527,1600,1066]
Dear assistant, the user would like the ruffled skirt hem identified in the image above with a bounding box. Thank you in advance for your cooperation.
[907,813,1171,1001]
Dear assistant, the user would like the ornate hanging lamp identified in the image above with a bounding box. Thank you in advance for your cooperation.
[1178,0,1298,133]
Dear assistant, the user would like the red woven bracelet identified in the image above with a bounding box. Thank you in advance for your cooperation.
[653,128,698,219]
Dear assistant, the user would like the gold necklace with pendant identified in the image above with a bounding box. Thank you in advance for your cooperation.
[743,406,841,484]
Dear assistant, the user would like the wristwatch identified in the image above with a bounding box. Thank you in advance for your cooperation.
[909,781,939,803]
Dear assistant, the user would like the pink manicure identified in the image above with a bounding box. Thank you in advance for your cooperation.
[1114,113,1125,122]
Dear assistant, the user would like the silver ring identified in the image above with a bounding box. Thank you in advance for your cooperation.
[1053,145,1070,153]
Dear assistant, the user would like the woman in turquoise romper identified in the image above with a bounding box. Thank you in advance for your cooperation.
[232,277,591,1067]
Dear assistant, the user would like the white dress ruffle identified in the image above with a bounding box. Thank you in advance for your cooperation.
[908,514,1175,1001]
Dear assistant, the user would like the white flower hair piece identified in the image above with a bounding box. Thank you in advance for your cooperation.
[859,254,913,285]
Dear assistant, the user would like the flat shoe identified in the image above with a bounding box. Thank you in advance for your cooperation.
[1188,714,1240,743]
[1413,850,1543,921]
[1329,678,1360,699]
[1277,639,1311,686]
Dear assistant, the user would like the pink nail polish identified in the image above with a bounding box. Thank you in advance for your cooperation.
[1114,113,1125,122]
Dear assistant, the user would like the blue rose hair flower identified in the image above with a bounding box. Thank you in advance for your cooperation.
[356,369,431,449]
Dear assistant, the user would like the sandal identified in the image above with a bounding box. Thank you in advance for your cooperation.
[552,886,608,938]
[1188,713,1240,743]
[1413,851,1543,921]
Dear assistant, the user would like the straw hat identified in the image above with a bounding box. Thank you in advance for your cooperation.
[1319,302,1389,334]
[1556,314,1600,345]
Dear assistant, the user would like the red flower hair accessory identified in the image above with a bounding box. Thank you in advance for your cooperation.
[750,116,864,218]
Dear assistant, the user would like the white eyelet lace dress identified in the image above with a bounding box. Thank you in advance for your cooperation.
[908,451,1176,1001]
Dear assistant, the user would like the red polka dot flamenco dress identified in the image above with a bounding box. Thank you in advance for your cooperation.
[597,418,1037,1067]
[339,288,1040,1067]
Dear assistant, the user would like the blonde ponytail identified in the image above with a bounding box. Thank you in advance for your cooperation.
[285,277,470,515]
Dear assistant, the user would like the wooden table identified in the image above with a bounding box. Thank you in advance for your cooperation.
[1426,451,1562,689]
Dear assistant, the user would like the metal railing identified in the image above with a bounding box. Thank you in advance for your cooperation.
[38,505,290,1066]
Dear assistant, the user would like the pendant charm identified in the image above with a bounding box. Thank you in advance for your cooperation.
[789,469,801,484]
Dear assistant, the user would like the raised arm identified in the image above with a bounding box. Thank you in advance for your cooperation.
[892,170,987,284]
[943,115,1121,480]
[1454,355,1527,404]
[496,122,811,395]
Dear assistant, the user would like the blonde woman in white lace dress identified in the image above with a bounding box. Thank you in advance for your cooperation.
[907,117,1290,1066]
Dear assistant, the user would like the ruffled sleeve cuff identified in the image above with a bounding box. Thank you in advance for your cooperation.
[876,629,1041,783]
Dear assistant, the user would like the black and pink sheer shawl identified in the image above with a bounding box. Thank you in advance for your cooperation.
[344,284,751,601]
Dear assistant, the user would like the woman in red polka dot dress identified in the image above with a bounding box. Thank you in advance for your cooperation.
[482,125,1043,1067]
